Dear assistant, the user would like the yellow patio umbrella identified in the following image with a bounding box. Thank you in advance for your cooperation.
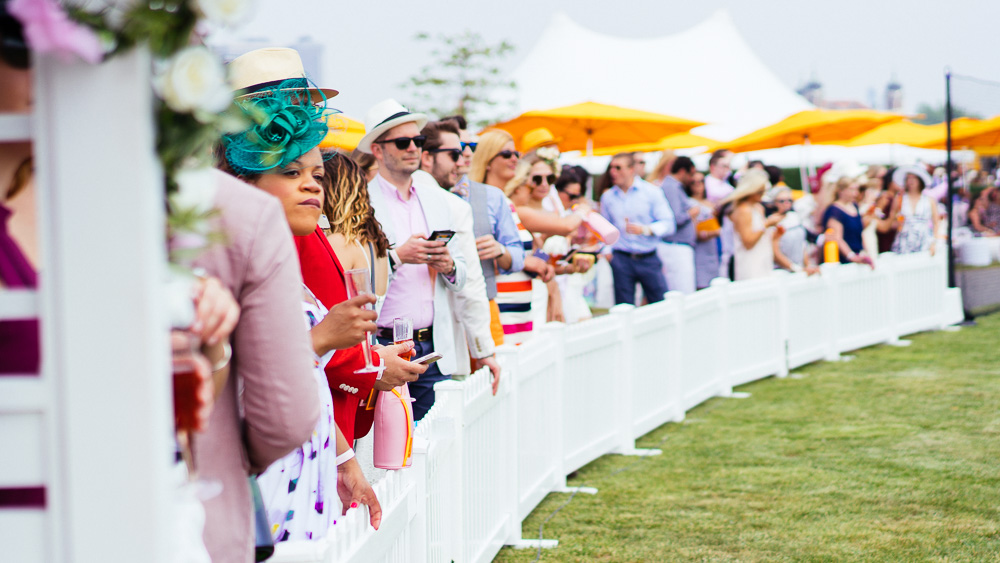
[714,109,905,153]
[590,131,719,156]
[488,101,705,155]
[319,112,366,152]
[920,115,1000,150]
[837,120,945,147]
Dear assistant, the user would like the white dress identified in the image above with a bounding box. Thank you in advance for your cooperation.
[256,288,338,542]
[892,194,935,254]
[734,206,774,281]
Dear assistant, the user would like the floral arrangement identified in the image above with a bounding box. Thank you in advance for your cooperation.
[535,145,562,176]
[9,0,257,265]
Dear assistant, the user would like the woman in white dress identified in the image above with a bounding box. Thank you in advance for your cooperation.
[889,166,939,255]
[722,169,785,281]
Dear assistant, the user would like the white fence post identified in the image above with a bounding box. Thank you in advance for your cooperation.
[820,262,842,361]
[609,305,661,457]
[708,278,735,397]
[664,291,687,422]
[773,271,791,378]
[32,50,172,562]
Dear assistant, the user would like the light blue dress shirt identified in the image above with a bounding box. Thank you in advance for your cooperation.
[599,179,676,254]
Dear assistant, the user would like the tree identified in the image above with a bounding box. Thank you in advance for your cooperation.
[401,31,516,129]
[913,102,982,125]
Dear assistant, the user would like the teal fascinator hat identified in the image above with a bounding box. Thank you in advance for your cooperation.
[222,79,329,176]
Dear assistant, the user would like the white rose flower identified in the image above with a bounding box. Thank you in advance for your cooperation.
[172,167,218,215]
[155,46,231,115]
[194,0,257,27]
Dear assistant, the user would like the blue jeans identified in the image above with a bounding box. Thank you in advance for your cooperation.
[376,336,447,421]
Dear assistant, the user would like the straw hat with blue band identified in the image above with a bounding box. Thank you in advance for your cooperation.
[228,47,338,103]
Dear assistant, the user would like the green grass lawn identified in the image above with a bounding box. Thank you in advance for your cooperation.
[496,314,1000,562]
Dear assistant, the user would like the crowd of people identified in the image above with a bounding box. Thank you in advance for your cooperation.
[4,17,1000,559]
[584,147,1000,305]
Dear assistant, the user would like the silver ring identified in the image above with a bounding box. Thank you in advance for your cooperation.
[426,253,431,261]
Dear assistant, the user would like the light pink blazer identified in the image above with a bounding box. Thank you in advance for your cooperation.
[193,170,320,563]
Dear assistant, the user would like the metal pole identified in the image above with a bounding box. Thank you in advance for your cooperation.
[945,69,955,289]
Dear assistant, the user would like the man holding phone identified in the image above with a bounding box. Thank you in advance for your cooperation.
[359,99,468,420]
[413,119,508,395]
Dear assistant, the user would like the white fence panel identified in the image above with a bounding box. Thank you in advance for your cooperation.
[414,412,460,563]
[782,272,832,369]
[722,277,786,387]
[627,296,685,439]
[830,262,894,353]
[679,285,729,411]
[271,469,419,563]
[435,368,513,563]
[500,333,563,523]
[561,317,626,473]
[889,252,946,336]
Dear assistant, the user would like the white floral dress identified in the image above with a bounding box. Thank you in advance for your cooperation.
[256,287,337,542]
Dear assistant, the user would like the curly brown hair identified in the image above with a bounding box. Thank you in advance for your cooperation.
[322,152,390,257]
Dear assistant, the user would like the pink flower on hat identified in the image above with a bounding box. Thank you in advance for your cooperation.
[8,0,104,64]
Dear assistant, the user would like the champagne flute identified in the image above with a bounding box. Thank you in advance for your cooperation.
[393,318,414,361]
[345,268,380,374]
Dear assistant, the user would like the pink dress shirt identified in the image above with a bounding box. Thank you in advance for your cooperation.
[375,174,435,329]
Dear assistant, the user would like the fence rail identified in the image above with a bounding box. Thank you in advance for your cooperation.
[271,251,964,563]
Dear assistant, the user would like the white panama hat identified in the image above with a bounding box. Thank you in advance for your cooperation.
[356,99,428,154]
[228,47,338,103]
[892,165,932,190]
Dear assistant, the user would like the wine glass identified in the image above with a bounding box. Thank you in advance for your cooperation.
[345,268,380,374]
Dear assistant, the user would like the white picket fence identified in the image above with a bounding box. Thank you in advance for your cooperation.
[271,251,964,563]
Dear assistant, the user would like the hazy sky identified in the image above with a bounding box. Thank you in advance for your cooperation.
[212,0,1000,121]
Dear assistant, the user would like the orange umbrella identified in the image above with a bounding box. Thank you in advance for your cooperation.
[488,101,705,154]
[715,109,905,153]
[590,132,718,156]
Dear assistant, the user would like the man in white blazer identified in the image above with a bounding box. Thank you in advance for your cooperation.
[413,119,502,394]
[359,99,467,420]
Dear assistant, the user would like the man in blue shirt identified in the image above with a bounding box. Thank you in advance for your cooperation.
[658,156,699,294]
[599,153,676,305]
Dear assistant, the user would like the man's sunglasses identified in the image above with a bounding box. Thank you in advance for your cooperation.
[374,135,427,150]
[428,148,462,162]
[531,174,557,186]
[495,150,520,160]
[774,198,793,204]
[610,164,626,171]
[461,141,477,153]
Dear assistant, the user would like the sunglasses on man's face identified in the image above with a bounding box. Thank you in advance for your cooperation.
[375,135,427,150]
[531,174,557,186]
[461,141,477,153]
[496,150,520,160]
[610,164,627,171]
[428,148,462,162]
[775,198,793,204]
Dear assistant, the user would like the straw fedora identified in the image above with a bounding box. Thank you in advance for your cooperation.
[356,99,428,154]
[719,168,771,206]
[228,47,338,102]
[520,127,562,153]
[892,165,932,190]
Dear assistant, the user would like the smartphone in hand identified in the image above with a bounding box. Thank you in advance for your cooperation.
[413,351,443,366]
[427,230,456,244]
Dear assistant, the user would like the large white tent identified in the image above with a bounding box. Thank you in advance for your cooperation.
[505,9,812,142]
[507,10,968,172]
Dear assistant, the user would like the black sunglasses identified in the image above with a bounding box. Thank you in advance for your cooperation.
[610,164,626,171]
[375,135,427,150]
[531,174,557,186]
[461,141,477,152]
[428,148,462,162]
[496,150,520,160]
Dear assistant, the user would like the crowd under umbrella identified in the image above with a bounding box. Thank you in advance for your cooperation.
[589,131,719,156]
[710,108,906,189]
[488,101,706,156]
